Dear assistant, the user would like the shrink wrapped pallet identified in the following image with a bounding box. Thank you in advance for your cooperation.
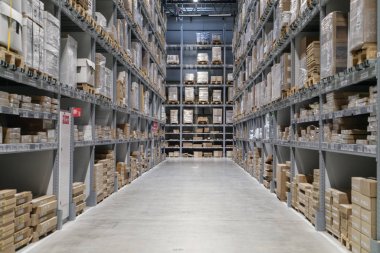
[212,90,222,103]
[60,35,77,87]
[95,53,106,93]
[167,55,179,64]
[271,63,282,101]
[170,110,178,124]
[183,109,193,124]
[196,32,210,44]
[349,0,377,52]
[227,73,234,84]
[185,87,194,102]
[131,41,142,69]
[212,47,222,63]
[212,33,222,44]
[131,82,139,110]
[320,12,348,79]
[281,53,291,90]
[197,53,209,63]
[213,108,223,124]
[43,11,60,80]
[168,87,178,102]
[184,73,195,84]
[197,72,208,84]
[226,110,233,124]
[198,87,209,102]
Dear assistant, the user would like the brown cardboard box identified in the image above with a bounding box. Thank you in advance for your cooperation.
[361,178,377,197]
[361,233,371,251]
[351,190,361,206]
[352,204,361,218]
[351,227,361,245]
[0,211,14,226]
[14,203,31,217]
[351,215,361,231]
[14,227,31,244]
[14,213,30,232]
[361,220,376,238]
[31,211,56,227]
[0,222,14,240]
[361,208,376,225]
[0,190,16,200]
[351,242,360,253]
[32,200,57,217]
[359,193,376,211]
[0,235,14,251]
[31,195,56,209]
[15,192,32,206]
[352,177,362,192]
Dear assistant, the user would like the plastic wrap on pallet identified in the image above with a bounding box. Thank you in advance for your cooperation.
[349,0,377,52]
[22,17,33,68]
[212,90,222,102]
[132,41,142,69]
[95,12,107,28]
[144,91,149,115]
[320,12,348,79]
[297,56,307,88]
[196,32,210,44]
[199,87,209,102]
[212,47,222,62]
[227,87,234,102]
[77,59,95,86]
[95,53,106,92]
[131,82,139,110]
[271,63,282,101]
[43,11,60,48]
[213,108,223,124]
[266,71,272,104]
[168,87,178,101]
[183,109,193,124]
[184,73,195,83]
[212,33,222,43]
[167,55,179,64]
[290,0,300,25]
[226,110,233,124]
[197,72,209,84]
[227,73,234,83]
[281,53,291,90]
[170,110,178,124]
[21,0,43,26]
[60,35,78,87]
[104,67,113,99]
[44,44,59,80]
[197,53,209,63]
[185,87,194,101]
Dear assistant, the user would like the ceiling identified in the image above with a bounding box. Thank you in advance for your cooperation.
[163,0,238,17]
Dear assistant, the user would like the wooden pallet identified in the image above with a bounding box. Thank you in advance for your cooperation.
[211,101,222,104]
[0,46,24,69]
[212,40,222,45]
[211,81,222,85]
[198,101,209,105]
[352,43,377,66]
[15,236,33,251]
[212,60,223,65]
[305,73,320,87]
[168,100,179,104]
[32,228,56,243]
[96,93,112,101]
[184,80,195,85]
[197,42,209,45]
[326,229,340,240]
[197,82,208,85]
[197,61,208,65]
[227,81,233,85]
[184,100,195,104]
[77,83,95,94]
[340,235,352,251]
[26,66,43,78]
[226,101,234,105]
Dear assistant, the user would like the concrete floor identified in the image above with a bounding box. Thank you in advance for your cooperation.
[22,158,346,253]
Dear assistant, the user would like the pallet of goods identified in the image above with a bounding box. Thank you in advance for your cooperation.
[72,182,86,216]
[14,191,33,250]
[0,190,16,253]
[30,195,57,242]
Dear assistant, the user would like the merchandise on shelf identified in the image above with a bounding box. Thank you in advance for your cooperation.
[213,108,223,124]
[197,53,209,64]
[212,47,222,63]
[226,110,233,124]
[131,82,139,110]
[196,32,210,44]
[276,163,290,201]
[77,59,96,87]
[184,87,194,102]
[211,33,222,44]
[198,87,209,103]
[0,189,16,252]
[197,72,209,84]
[212,90,222,103]
[296,36,318,89]
[210,76,223,84]
[183,109,193,124]
[320,12,348,79]
[60,35,78,87]
[168,87,178,102]
[30,195,57,242]
[117,71,128,106]
[227,73,234,84]
[72,182,86,216]
[170,110,178,124]
[184,73,195,84]
[167,55,179,64]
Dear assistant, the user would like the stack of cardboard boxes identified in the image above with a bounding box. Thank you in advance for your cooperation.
[276,163,290,201]
[96,151,115,198]
[14,192,32,250]
[94,162,105,203]
[117,162,128,188]
[31,195,57,242]
[329,189,350,239]
[297,182,313,218]
[291,174,307,210]
[263,155,273,189]
[311,169,320,225]
[72,183,86,216]
[0,190,16,253]
[351,177,377,253]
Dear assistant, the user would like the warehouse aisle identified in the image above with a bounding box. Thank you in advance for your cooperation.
[22,159,344,253]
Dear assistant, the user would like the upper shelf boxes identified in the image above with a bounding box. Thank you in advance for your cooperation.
[320,12,348,80]
[0,2,23,53]
[60,35,78,88]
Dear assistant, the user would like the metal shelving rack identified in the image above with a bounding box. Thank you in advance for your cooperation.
[0,0,167,230]
[164,16,234,158]
[232,0,380,249]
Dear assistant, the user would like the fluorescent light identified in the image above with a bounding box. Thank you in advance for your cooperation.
[179,14,201,17]
[193,0,198,2]
[209,14,231,17]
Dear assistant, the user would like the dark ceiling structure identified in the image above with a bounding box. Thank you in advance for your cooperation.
[163,0,238,17]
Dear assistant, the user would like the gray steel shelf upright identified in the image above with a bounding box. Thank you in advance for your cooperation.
[165,16,234,157]
[0,0,167,230]
[232,0,380,250]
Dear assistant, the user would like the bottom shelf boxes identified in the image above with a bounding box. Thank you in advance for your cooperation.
[30,195,57,242]
[72,182,86,216]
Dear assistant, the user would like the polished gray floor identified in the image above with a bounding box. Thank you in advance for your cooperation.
[22,158,345,253]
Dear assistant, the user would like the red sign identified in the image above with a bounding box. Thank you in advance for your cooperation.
[152,121,158,133]
[62,115,70,125]
[72,108,82,118]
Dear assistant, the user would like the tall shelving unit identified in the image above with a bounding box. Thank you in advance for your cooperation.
[0,0,166,229]
[164,16,234,158]
[232,0,380,247]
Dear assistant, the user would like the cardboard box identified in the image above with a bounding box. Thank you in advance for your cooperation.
[361,220,376,238]
[31,195,56,209]
[361,207,376,225]
[351,215,361,231]
[352,204,361,218]
[361,233,371,251]
[15,192,32,206]
[352,177,362,192]
[361,178,377,197]
[77,59,95,86]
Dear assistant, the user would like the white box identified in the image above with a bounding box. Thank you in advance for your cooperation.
[21,0,43,26]
[22,17,33,67]
[33,22,44,70]
[0,2,23,53]
[77,59,95,86]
